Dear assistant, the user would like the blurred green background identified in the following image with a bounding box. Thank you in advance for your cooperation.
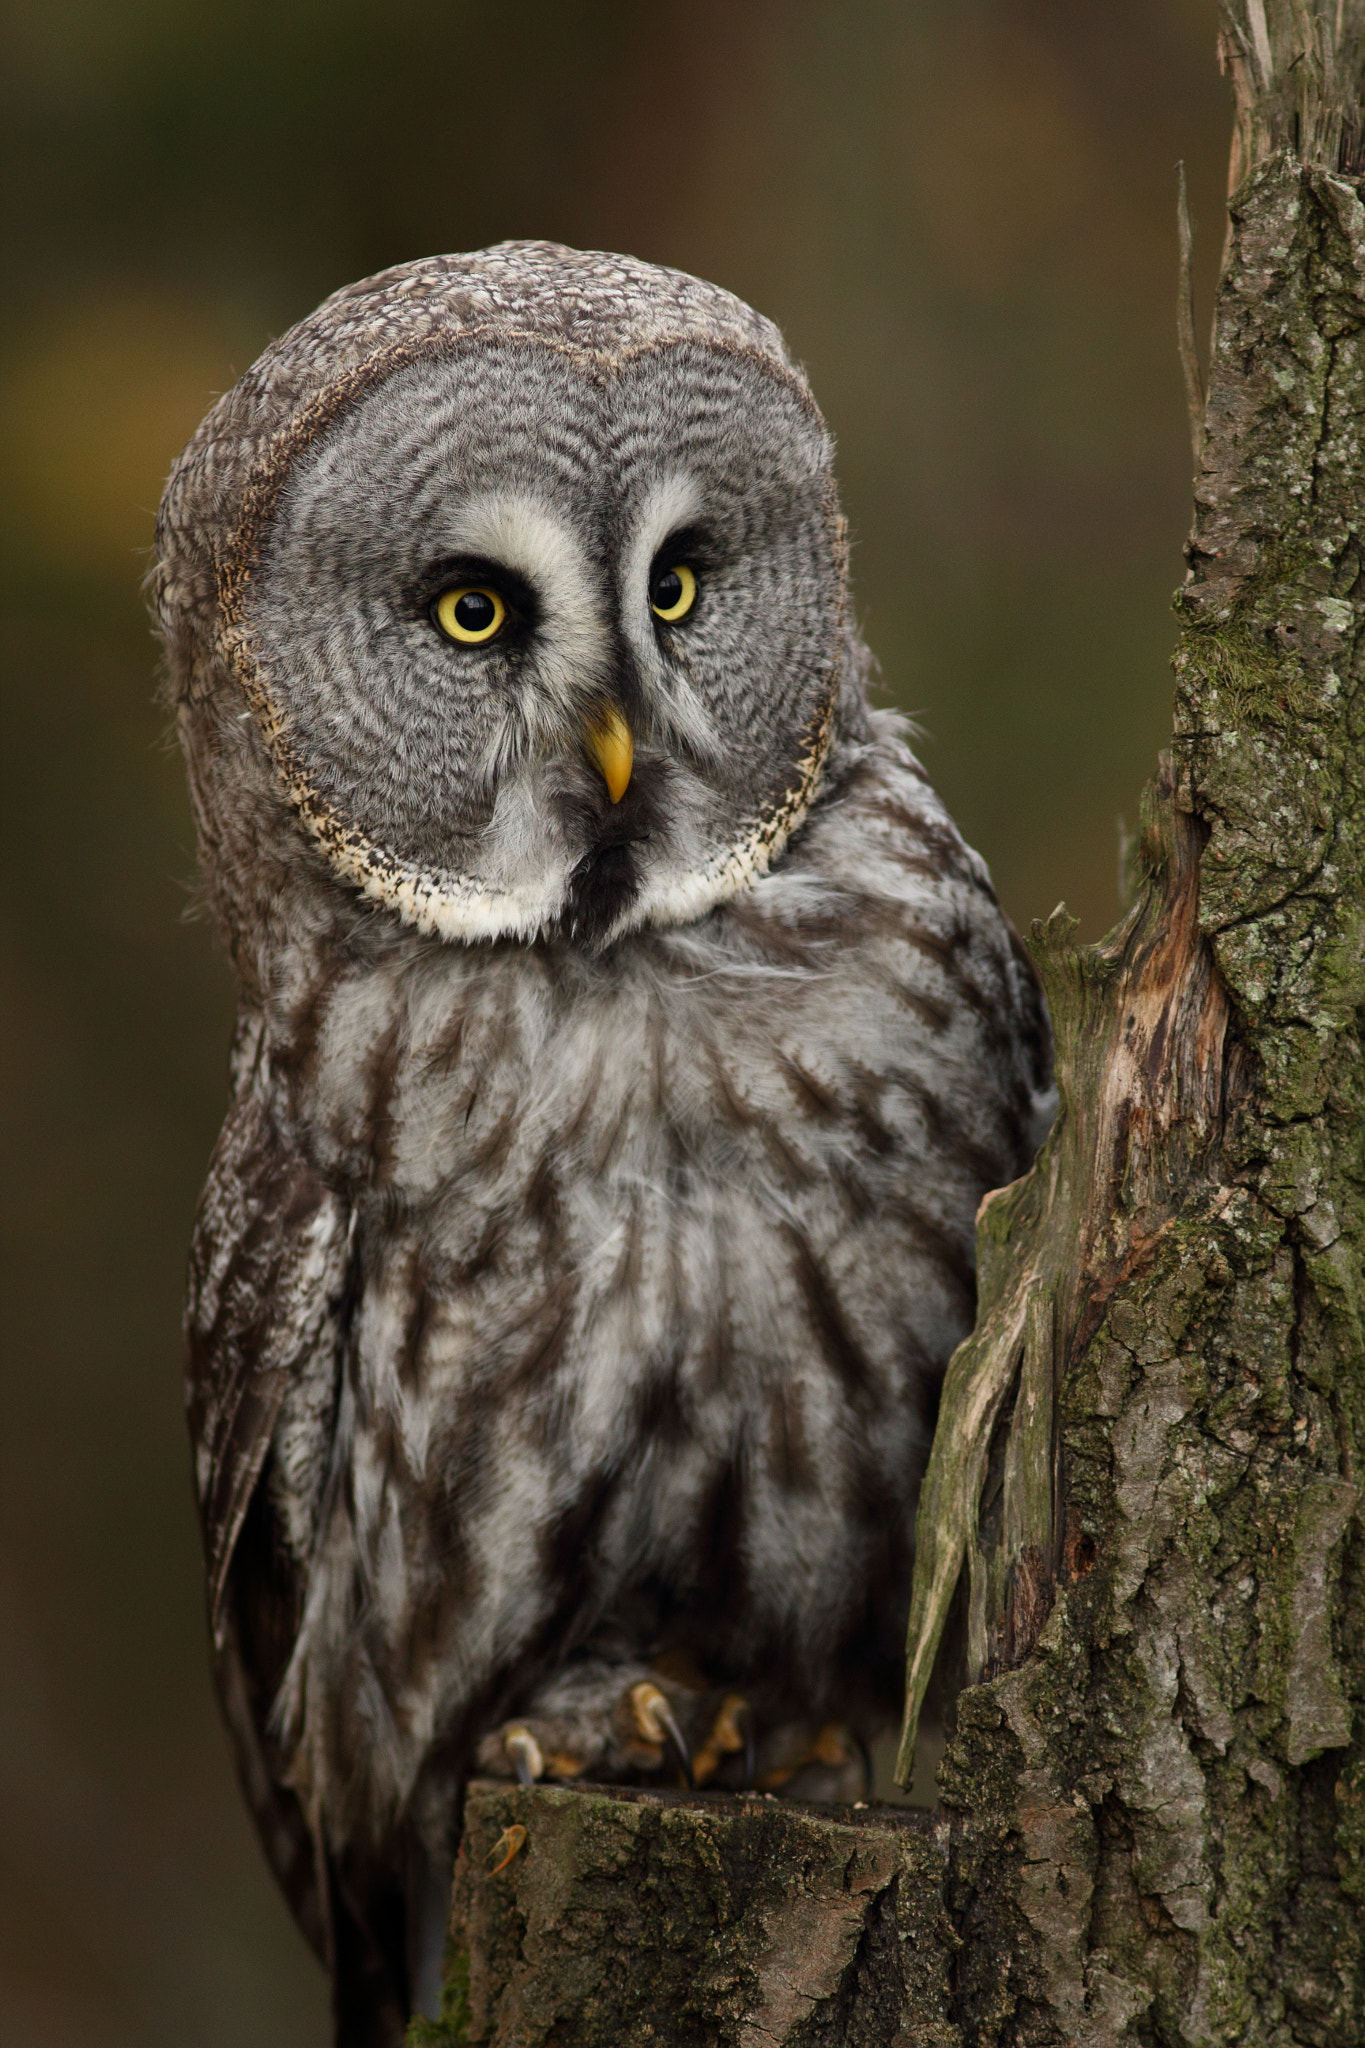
[0,3,1228,2041]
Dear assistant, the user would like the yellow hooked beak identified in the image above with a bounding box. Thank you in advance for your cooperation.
[583,704,634,804]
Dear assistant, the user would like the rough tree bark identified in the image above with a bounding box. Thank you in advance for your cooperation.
[412,7,1365,2041]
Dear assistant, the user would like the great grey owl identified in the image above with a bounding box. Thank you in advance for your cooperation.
[155,241,1051,2046]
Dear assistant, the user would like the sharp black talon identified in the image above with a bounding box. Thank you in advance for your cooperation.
[655,1697,695,1789]
[629,1681,695,1788]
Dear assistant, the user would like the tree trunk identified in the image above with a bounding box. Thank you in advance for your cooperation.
[415,8,1365,2041]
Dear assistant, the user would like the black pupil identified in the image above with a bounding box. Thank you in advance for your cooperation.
[653,568,683,611]
[455,590,496,634]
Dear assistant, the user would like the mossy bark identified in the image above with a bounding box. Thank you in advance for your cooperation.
[418,9,1365,2043]
[417,1781,960,2047]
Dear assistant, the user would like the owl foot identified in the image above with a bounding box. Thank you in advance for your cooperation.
[474,1658,703,1787]
[752,1720,869,1804]
[475,1668,867,1802]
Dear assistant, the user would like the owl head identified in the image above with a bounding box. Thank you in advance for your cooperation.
[156,243,867,954]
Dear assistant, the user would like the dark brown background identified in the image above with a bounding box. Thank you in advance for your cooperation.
[0,4,1228,2040]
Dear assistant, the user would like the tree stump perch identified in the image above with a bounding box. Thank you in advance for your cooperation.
[417,1781,958,2047]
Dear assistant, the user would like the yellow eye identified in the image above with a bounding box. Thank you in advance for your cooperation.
[435,586,506,645]
[650,562,697,622]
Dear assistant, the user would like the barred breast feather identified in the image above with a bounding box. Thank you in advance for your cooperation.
[187,712,1050,1969]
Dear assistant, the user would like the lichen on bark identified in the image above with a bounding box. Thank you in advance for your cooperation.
[423,1781,960,2048]
[895,108,1365,2048]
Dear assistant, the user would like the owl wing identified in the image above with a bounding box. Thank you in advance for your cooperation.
[186,1022,353,1960]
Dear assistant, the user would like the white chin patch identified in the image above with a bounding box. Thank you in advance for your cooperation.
[280,664,839,947]
[303,807,802,948]
[293,751,828,947]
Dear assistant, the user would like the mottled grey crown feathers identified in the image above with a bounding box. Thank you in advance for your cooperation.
[155,242,796,626]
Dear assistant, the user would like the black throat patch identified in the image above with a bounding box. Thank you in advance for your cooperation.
[554,762,671,947]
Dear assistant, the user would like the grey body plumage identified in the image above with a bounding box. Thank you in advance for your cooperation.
[156,242,1051,2045]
